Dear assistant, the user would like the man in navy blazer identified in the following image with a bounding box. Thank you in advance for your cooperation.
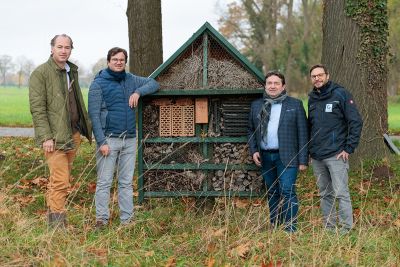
[248,70,308,232]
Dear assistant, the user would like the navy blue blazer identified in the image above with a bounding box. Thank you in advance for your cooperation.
[247,96,309,167]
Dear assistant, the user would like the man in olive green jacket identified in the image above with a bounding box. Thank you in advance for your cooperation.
[29,34,92,228]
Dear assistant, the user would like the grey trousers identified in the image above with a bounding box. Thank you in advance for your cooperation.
[312,156,353,230]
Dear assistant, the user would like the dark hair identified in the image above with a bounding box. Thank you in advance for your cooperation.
[309,64,329,75]
[50,34,73,49]
[107,47,128,62]
[265,70,285,85]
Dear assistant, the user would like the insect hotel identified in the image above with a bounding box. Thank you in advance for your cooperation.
[137,22,265,202]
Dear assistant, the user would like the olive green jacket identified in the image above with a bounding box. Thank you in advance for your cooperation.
[29,57,92,150]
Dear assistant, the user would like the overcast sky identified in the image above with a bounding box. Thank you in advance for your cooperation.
[0,0,231,71]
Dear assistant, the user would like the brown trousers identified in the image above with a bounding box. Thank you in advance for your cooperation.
[45,132,81,212]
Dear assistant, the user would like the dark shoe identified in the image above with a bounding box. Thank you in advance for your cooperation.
[95,220,107,230]
[48,212,67,229]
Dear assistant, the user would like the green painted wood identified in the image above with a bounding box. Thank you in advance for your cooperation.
[201,124,209,192]
[144,136,248,143]
[138,22,269,204]
[201,125,209,156]
[149,22,265,84]
[202,33,208,87]
[143,191,265,198]
[149,22,211,79]
[137,99,145,204]
[203,22,265,83]
[147,89,263,96]
[144,163,259,171]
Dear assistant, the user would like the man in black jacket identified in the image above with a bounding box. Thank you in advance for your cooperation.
[308,64,363,233]
[248,71,308,232]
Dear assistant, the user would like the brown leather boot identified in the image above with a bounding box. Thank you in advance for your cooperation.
[48,212,67,228]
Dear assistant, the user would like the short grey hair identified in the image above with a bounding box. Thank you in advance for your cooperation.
[50,34,74,49]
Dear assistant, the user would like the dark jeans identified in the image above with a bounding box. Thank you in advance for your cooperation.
[261,150,299,232]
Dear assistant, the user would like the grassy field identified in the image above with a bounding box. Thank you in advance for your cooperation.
[1,87,399,133]
[0,87,88,127]
[0,87,32,126]
[0,137,399,265]
[388,96,400,133]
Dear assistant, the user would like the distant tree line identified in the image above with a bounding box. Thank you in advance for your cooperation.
[218,0,400,96]
[0,55,108,88]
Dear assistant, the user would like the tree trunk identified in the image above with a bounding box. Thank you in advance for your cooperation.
[126,0,163,77]
[321,0,390,165]
[284,0,295,87]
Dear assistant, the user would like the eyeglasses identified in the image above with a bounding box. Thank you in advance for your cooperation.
[311,73,326,80]
[110,58,126,63]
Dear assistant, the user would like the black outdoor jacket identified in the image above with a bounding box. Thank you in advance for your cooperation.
[308,81,363,160]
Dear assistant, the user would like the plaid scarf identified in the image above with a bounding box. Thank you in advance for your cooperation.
[259,90,287,144]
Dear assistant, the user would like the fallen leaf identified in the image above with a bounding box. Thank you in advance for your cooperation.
[205,257,215,267]
[51,254,66,267]
[34,209,47,216]
[207,242,216,253]
[20,179,30,185]
[394,218,400,228]
[87,247,108,257]
[15,195,35,205]
[255,242,265,250]
[30,177,48,188]
[383,196,393,203]
[252,199,263,207]
[87,182,97,194]
[234,198,250,209]
[0,208,10,216]
[211,228,226,238]
[264,260,283,267]
[231,242,250,259]
[165,256,176,267]
[16,185,30,190]
[144,250,155,257]
[353,208,361,218]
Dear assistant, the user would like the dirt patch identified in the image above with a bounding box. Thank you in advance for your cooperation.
[372,165,394,180]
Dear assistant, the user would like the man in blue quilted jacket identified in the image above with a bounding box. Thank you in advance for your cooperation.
[248,70,308,232]
[88,47,159,229]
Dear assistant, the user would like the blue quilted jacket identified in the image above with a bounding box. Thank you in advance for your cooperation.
[88,69,159,146]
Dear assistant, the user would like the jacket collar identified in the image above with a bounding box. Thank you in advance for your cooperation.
[309,81,336,100]
[47,56,78,72]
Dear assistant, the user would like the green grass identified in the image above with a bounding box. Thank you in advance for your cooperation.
[0,86,88,127]
[1,87,399,133]
[389,96,400,133]
[0,138,399,265]
[0,87,32,126]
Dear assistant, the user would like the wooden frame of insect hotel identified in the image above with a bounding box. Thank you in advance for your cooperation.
[137,22,265,203]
